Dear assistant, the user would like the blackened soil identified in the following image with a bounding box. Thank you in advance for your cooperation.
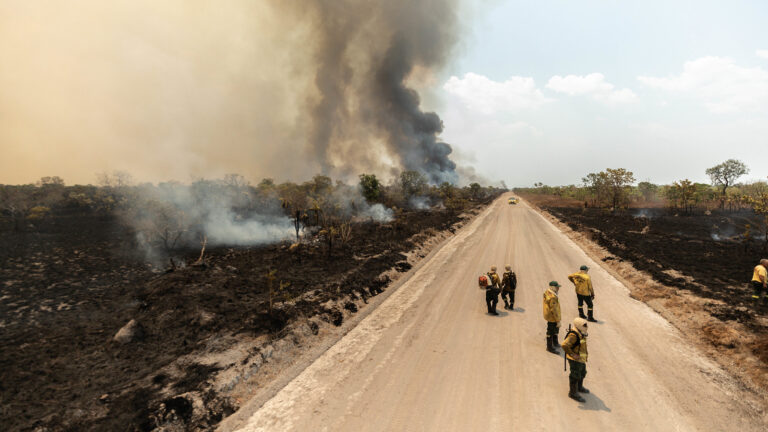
[545,207,768,333]
[0,204,486,432]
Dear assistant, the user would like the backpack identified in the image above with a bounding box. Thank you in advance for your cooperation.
[478,275,488,287]
[565,330,582,349]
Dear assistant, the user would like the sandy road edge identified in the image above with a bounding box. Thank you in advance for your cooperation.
[217,197,503,431]
[521,197,768,423]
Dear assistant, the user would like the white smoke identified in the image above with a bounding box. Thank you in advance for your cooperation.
[409,196,431,210]
[359,203,394,222]
[203,208,294,245]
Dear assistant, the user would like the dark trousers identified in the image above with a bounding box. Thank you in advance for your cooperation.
[501,289,515,307]
[568,359,587,380]
[753,281,767,303]
[486,288,499,313]
[546,321,559,336]
[577,294,594,316]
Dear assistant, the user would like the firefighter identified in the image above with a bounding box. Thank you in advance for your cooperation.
[486,266,501,315]
[562,317,590,402]
[543,281,561,353]
[501,265,517,310]
[568,265,597,322]
[752,259,768,305]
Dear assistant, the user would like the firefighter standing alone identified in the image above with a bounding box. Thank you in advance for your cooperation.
[543,281,561,353]
[563,317,590,402]
[568,265,597,322]
[752,259,768,306]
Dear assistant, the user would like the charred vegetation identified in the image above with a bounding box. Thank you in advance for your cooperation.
[0,173,502,431]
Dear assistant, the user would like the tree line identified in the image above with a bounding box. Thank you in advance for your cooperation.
[0,171,504,255]
[519,159,765,213]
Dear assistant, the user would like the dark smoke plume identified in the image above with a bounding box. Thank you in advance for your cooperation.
[0,1,463,184]
[294,0,460,184]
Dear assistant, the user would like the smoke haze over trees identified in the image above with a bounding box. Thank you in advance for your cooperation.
[0,0,464,185]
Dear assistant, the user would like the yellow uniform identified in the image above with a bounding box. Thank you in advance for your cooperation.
[562,330,588,363]
[488,271,501,288]
[542,288,561,323]
[563,319,590,400]
[752,264,767,303]
[752,265,767,284]
[568,272,594,296]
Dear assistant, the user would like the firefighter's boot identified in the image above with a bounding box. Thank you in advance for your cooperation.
[569,379,586,402]
[551,334,561,348]
[578,307,586,319]
[578,379,590,394]
[587,309,597,323]
[546,337,558,354]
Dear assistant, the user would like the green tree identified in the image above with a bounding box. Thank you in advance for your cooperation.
[308,174,333,198]
[670,179,697,214]
[605,168,636,210]
[399,170,427,199]
[358,174,381,202]
[468,182,482,200]
[582,172,610,207]
[706,159,749,208]
[36,176,65,186]
[637,181,659,202]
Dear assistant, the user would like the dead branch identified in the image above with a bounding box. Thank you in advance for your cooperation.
[193,235,208,267]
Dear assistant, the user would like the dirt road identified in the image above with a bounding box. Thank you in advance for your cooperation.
[222,195,765,431]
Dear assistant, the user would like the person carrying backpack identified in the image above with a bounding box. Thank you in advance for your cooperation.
[501,265,517,310]
[485,266,502,315]
[562,317,590,402]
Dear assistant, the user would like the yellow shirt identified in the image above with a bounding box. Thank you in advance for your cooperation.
[753,265,767,284]
[542,289,561,323]
[568,272,594,296]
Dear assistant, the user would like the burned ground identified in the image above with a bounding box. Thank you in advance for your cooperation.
[519,199,768,382]
[543,207,766,321]
[0,203,489,432]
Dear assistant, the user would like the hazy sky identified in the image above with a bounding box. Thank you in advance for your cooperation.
[1,0,766,187]
[437,0,768,186]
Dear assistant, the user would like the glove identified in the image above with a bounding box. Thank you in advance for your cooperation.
[591,294,595,300]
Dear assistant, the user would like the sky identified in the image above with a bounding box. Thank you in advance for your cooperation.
[436,0,768,186]
[0,0,767,187]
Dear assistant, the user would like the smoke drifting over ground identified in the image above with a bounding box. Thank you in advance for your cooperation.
[0,0,461,185]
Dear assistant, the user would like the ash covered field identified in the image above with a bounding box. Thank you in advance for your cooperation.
[0,185,499,431]
[546,207,765,324]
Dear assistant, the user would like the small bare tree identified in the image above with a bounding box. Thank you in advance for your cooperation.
[339,221,352,248]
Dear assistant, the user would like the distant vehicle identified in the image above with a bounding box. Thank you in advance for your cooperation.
[508,197,519,205]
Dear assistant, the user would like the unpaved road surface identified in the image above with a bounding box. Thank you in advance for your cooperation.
[222,195,766,432]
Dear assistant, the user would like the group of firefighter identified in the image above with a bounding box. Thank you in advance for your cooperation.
[479,264,597,403]
[477,258,768,404]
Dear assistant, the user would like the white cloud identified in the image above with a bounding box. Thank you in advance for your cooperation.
[442,72,549,114]
[638,56,768,113]
[546,73,636,104]
[757,49,768,59]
